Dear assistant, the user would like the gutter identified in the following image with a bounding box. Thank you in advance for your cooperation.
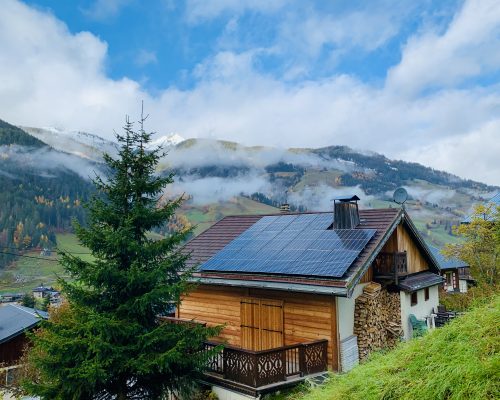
[192,277,348,296]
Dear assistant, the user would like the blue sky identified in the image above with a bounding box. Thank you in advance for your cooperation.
[1,0,500,185]
[24,0,460,90]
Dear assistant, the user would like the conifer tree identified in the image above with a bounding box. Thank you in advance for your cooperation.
[23,115,220,399]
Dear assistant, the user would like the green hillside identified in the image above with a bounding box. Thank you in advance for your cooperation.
[291,295,499,400]
[0,118,45,147]
[0,197,278,293]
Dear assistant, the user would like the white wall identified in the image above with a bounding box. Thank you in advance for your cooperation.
[400,285,439,340]
[212,385,257,400]
[337,283,366,341]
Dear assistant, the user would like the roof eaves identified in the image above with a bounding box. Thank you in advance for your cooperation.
[345,209,403,297]
[0,320,41,344]
[193,277,348,296]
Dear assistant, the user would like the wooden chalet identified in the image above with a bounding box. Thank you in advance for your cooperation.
[178,197,443,398]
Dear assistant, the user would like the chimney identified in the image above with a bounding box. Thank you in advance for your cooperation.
[280,203,290,213]
[333,195,360,229]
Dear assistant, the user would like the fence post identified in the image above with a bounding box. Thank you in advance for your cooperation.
[299,344,306,376]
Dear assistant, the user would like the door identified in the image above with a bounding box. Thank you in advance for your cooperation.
[240,298,284,351]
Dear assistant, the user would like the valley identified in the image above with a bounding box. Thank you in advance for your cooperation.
[0,118,498,295]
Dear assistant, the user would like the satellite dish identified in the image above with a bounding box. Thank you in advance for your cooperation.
[393,187,408,205]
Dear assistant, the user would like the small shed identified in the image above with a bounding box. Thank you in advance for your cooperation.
[0,304,48,365]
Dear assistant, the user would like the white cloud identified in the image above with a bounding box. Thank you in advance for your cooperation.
[82,0,132,20]
[135,50,158,67]
[185,0,286,23]
[0,0,499,186]
[387,0,500,94]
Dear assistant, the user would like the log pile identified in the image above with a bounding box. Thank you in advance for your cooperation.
[354,283,402,361]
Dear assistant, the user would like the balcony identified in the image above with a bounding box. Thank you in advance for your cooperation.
[373,252,408,283]
[202,340,328,396]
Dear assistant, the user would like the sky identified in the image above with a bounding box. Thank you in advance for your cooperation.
[0,0,499,186]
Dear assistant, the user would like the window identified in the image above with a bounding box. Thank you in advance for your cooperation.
[445,272,452,285]
[411,292,418,306]
[424,287,429,301]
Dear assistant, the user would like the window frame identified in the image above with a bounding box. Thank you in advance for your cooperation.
[424,287,430,301]
[410,291,418,306]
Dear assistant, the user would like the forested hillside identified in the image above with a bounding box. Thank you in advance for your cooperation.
[0,119,93,267]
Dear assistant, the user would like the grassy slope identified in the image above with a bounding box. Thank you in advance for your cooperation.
[297,296,500,400]
[0,233,91,294]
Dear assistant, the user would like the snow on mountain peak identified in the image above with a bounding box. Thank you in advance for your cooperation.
[148,133,185,148]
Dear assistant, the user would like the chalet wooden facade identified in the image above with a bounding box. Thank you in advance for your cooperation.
[179,197,443,398]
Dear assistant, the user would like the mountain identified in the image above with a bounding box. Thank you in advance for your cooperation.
[21,126,117,162]
[147,133,185,149]
[156,138,497,245]
[0,119,94,267]
[1,118,498,270]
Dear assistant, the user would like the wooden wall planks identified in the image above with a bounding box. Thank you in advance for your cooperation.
[178,285,339,370]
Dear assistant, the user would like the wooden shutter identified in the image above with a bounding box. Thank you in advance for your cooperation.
[240,298,284,351]
[259,299,284,350]
[241,298,260,350]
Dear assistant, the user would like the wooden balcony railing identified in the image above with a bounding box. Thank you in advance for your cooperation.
[373,252,408,283]
[202,339,328,388]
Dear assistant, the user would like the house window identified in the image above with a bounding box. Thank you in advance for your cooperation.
[424,287,429,301]
[445,272,452,285]
[411,292,418,306]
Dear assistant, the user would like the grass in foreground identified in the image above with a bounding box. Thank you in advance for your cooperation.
[295,295,499,400]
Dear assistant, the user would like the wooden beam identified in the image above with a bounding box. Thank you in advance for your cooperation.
[331,297,339,371]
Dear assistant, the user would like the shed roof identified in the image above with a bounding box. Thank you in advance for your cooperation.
[0,304,48,344]
[398,271,444,292]
[428,245,468,270]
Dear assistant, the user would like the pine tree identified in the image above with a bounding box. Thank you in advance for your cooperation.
[23,115,220,399]
[21,292,36,308]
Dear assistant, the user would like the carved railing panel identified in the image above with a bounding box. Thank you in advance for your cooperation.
[224,347,257,387]
[255,348,286,387]
[302,340,328,375]
[204,340,328,388]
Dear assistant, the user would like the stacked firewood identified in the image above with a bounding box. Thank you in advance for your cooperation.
[353,284,402,361]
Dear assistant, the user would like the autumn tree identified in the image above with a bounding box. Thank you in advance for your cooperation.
[22,115,219,399]
[444,203,500,287]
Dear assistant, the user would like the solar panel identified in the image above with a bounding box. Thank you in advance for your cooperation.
[199,213,376,278]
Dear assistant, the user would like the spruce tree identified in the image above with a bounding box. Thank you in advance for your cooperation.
[23,116,220,399]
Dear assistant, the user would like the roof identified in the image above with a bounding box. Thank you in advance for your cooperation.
[183,207,440,297]
[184,209,405,294]
[32,286,55,293]
[0,304,48,344]
[428,245,468,270]
[398,271,444,292]
[463,193,500,223]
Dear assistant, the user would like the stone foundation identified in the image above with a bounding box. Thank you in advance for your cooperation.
[354,283,402,361]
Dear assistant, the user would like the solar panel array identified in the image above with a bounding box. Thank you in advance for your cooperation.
[200,213,376,278]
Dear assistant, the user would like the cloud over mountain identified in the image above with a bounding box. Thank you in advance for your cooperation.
[0,0,499,185]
